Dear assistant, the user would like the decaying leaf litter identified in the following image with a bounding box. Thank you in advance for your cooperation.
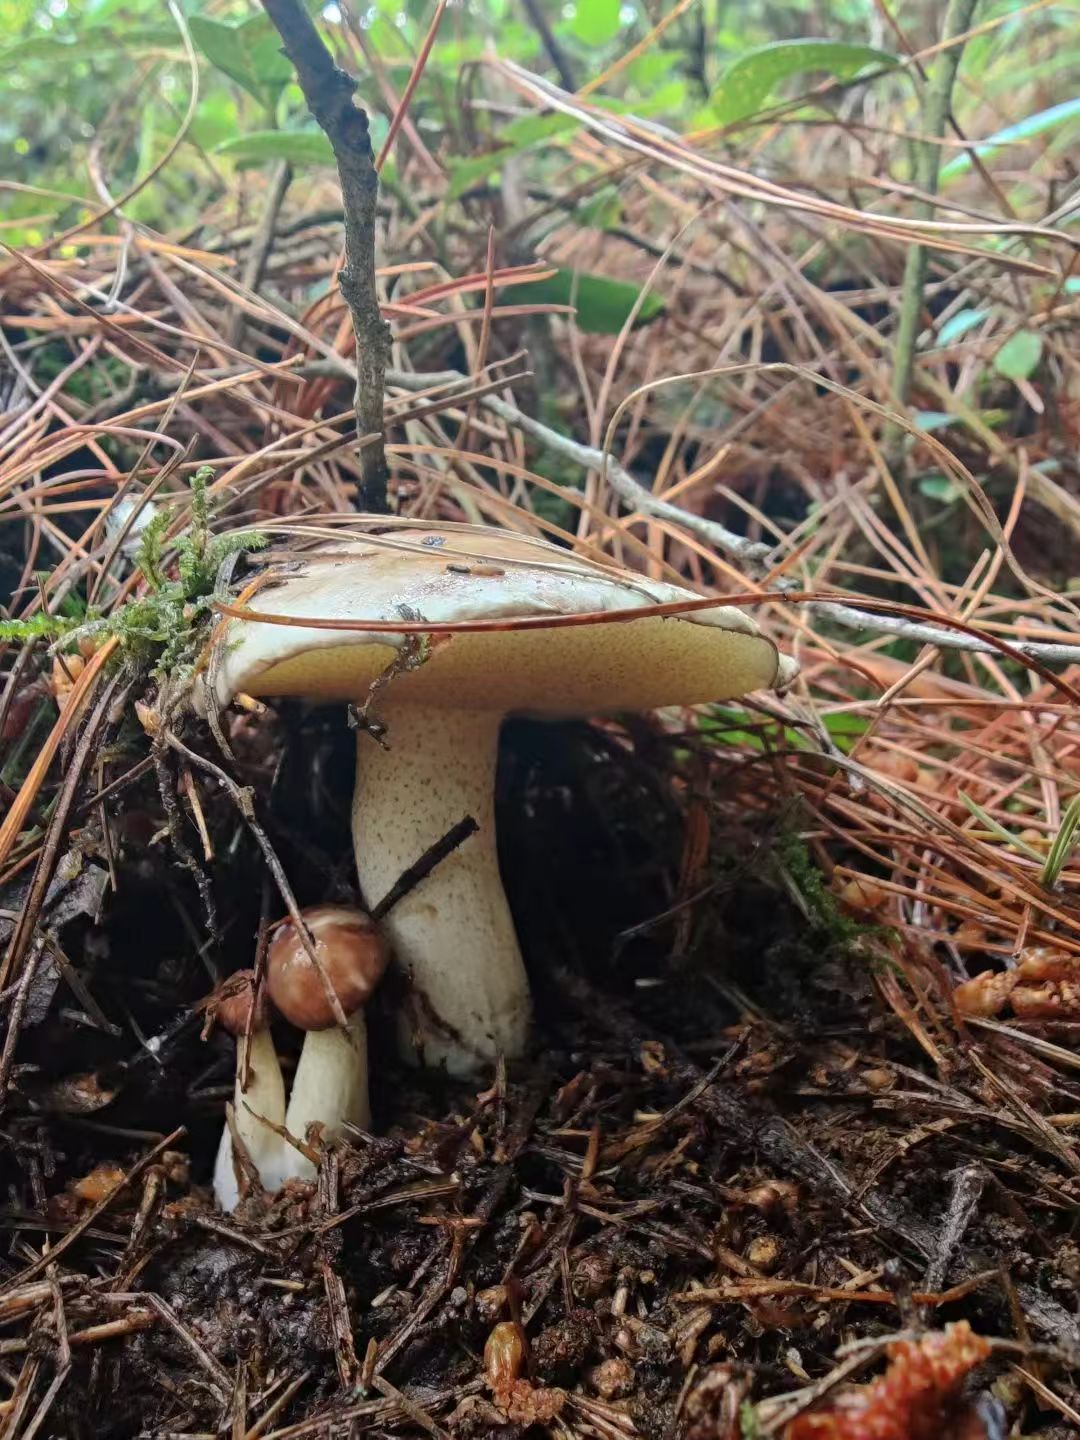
[1,1,1080,1435]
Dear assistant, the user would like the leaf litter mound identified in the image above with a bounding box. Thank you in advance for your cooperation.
[2,28,1080,1438]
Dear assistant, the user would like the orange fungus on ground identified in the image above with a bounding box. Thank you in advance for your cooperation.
[785,1322,991,1440]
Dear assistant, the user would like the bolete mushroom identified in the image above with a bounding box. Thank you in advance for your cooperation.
[201,519,797,1075]
[211,969,288,1212]
[266,905,389,1183]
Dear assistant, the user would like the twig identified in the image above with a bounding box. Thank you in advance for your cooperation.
[369,1375,451,1440]
[161,728,351,1031]
[922,1162,985,1296]
[383,366,770,569]
[891,0,981,408]
[519,0,577,92]
[261,0,390,512]
[370,816,479,921]
[227,160,293,348]
[811,599,1080,666]
[0,1128,185,1293]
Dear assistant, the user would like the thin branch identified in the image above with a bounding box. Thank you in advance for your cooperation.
[891,0,981,408]
[383,366,772,570]
[383,366,1080,665]
[226,159,293,349]
[261,0,391,512]
[811,599,1080,666]
[519,0,577,92]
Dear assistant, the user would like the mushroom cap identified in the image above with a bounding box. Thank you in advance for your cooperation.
[213,969,268,1037]
[267,905,389,1031]
[201,519,797,715]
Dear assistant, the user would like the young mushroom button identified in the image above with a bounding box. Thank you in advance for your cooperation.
[200,520,798,1076]
[266,905,389,1184]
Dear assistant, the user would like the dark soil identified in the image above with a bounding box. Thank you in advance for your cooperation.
[2,707,1079,1437]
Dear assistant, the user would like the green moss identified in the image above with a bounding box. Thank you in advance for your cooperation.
[2,467,266,685]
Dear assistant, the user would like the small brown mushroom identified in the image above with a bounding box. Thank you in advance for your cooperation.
[267,905,389,1183]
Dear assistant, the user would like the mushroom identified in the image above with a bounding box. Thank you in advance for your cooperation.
[266,905,389,1182]
[211,969,288,1212]
[201,519,797,1075]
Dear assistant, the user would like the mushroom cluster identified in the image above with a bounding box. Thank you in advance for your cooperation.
[201,519,796,1206]
[212,905,387,1212]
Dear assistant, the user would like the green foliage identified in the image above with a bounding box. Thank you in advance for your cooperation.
[774,829,861,943]
[993,330,1043,381]
[124,467,268,679]
[711,39,898,125]
[918,474,962,504]
[499,268,666,334]
[935,309,989,346]
[703,705,868,756]
[2,469,266,684]
[568,0,621,47]
[0,611,76,644]
[446,113,580,199]
[188,13,294,113]
[959,789,1080,890]
[1042,793,1080,891]
[216,129,335,168]
[939,95,1080,181]
[3,0,1073,252]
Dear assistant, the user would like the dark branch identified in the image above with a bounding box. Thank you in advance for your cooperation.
[261,0,391,513]
[519,0,577,92]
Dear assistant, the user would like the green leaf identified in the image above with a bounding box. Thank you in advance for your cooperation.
[500,269,665,334]
[918,474,960,503]
[913,411,958,433]
[446,113,579,200]
[959,792,1044,863]
[189,14,294,108]
[577,186,623,231]
[993,330,1043,381]
[711,39,897,126]
[1041,792,1080,889]
[499,112,579,148]
[936,308,988,346]
[216,129,334,167]
[1,26,177,64]
[216,116,388,168]
[940,97,1080,182]
[569,0,621,47]
[446,152,505,200]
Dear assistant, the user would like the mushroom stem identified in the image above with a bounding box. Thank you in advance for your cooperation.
[213,1027,288,1211]
[279,1015,370,1182]
[352,703,529,1074]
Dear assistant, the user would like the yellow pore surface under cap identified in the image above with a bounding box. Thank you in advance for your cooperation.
[250,616,780,715]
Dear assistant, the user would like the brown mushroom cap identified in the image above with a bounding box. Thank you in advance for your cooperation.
[213,969,268,1036]
[267,906,389,1031]
[202,519,796,717]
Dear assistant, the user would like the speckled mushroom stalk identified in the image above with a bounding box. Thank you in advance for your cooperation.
[353,704,526,1073]
[212,971,288,1212]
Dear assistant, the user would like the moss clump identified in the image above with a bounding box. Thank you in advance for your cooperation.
[0,468,266,683]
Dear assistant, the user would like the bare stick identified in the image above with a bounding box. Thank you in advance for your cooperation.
[261,0,391,512]
[891,0,980,409]
[371,816,480,921]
